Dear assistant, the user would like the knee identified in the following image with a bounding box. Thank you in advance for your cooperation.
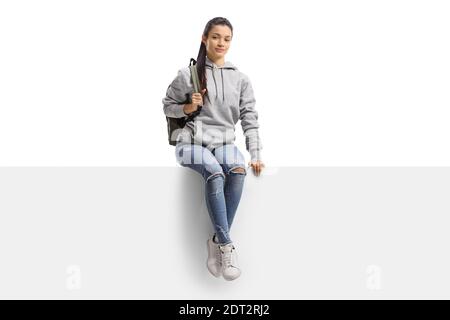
[205,170,225,184]
[231,167,246,174]
[228,165,247,176]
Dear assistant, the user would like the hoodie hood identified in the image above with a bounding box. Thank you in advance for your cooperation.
[205,55,238,103]
[205,55,237,70]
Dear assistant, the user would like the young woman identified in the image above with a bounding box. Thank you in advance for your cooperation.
[162,17,265,281]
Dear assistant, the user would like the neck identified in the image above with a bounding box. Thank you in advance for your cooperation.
[207,54,225,67]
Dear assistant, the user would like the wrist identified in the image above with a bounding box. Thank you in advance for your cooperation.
[183,103,193,115]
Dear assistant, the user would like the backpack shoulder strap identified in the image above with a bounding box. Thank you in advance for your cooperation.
[189,58,201,93]
[185,58,203,122]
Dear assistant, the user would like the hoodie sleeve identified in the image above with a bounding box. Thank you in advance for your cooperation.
[162,68,191,118]
[239,72,263,162]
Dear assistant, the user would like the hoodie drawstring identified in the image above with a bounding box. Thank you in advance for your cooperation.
[205,57,236,103]
[212,67,218,101]
[221,68,224,103]
[211,66,225,103]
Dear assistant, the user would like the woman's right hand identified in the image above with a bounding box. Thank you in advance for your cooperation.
[184,88,207,114]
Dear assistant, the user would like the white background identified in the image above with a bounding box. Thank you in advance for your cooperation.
[1,0,449,166]
[1,1,450,299]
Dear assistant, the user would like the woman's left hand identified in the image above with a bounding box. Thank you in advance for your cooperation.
[248,160,265,177]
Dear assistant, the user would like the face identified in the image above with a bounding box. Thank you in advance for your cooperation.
[202,25,233,60]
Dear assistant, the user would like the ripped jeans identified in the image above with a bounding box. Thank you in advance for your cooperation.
[175,142,247,245]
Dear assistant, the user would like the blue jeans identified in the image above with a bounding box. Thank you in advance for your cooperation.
[175,143,247,245]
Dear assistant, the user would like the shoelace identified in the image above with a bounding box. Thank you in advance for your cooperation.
[216,246,222,265]
[220,246,235,268]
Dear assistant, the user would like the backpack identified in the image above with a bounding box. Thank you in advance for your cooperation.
[165,58,203,146]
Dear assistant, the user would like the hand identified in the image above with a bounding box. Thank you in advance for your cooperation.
[192,88,207,108]
[184,88,207,114]
[248,160,265,177]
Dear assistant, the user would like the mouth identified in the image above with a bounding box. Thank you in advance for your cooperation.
[215,48,225,53]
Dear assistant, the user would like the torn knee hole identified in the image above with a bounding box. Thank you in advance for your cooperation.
[229,166,247,175]
[206,171,225,183]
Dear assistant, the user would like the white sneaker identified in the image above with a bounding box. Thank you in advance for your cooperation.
[206,235,222,277]
[219,243,241,281]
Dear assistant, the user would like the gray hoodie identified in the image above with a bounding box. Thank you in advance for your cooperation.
[162,55,263,161]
